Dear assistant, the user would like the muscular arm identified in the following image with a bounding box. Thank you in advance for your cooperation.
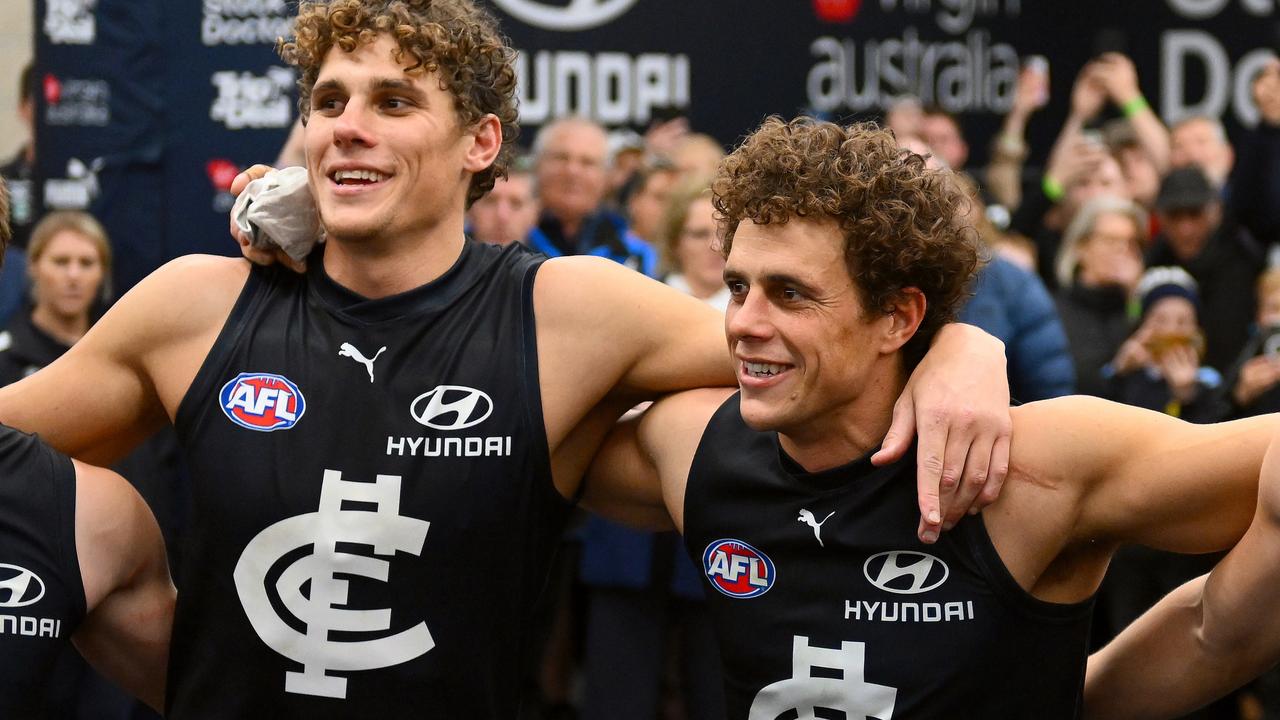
[580,388,732,533]
[0,255,247,464]
[987,397,1278,603]
[1083,433,1280,719]
[70,461,175,712]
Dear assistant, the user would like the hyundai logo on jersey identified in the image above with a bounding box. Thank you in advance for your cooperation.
[220,372,306,432]
[0,564,46,608]
[863,551,949,595]
[411,386,494,430]
[703,539,775,598]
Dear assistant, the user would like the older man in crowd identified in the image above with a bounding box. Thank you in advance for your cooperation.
[526,117,658,275]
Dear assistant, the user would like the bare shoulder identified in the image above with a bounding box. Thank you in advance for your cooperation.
[533,254,700,325]
[72,460,161,610]
[642,388,736,532]
[121,255,251,334]
[1008,396,1169,477]
[643,388,735,442]
[641,388,735,480]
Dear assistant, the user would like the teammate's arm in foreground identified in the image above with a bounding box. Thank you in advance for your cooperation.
[71,460,175,712]
[1081,432,1280,720]
[0,255,248,464]
[979,398,1278,606]
[579,388,732,531]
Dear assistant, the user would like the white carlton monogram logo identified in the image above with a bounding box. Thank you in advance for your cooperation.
[862,551,949,595]
[491,0,638,30]
[234,470,433,699]
[750,636,896,719]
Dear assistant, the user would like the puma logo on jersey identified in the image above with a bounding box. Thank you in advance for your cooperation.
[797,509,834,547]
[339,343,387,383]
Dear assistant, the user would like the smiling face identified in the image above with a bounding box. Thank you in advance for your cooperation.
[724,217,897,437]
[304,35,476,245]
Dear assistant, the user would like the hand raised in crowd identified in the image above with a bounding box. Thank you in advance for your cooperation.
[1071,63,1109,121]
[1112,325,1155,376]
[1157,344,1201,404]
[1046,135,1108,188]
[642,116,690,160]
[1253,56,1280,127]
[1090,52,1143,106]
[1233,355,1280,407]
[226,164,306,273]
[1009,65,1049,120]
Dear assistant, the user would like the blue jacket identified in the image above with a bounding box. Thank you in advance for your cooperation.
[526,209,658,277]
[959,255,1076,401]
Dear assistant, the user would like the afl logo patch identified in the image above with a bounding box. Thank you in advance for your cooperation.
[702,539,775,599]
[0,564,46,608]
[220,373,306,432]
[863,551,949,595]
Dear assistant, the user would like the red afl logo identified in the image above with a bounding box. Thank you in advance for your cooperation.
[702,539,775,599]
[813,0,860,23]
[219,373,306,432]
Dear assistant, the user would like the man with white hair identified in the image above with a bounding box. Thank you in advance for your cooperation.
[527,117,657,275]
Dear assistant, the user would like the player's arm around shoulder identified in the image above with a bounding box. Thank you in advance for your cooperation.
[1013,395,1278,553]
[71,460,174,713]
[534,256,732,404]
[0,255,250,464]
[1084,429,1280,719]
[582,388,733,533]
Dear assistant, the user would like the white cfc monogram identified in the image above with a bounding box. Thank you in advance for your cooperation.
[234,470,433,699]
[750,635,897,720]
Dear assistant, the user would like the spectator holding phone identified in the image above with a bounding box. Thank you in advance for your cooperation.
[1104,266,1224,422]
[1220,268,1280,417]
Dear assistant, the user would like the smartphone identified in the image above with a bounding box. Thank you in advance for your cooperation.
[1024,55,1049,108]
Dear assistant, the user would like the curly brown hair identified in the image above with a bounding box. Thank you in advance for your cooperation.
[712,116,979,368]
[280,0,518,207]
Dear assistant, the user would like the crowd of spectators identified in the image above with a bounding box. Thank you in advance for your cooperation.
[13,36,1280,719]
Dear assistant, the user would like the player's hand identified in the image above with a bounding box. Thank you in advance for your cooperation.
[227,164,306,273]
[872,323,1012,544]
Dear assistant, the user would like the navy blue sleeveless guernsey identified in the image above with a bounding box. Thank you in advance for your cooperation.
[170,241,568,718]
[683,394,1094,719]
[0,425,85,718]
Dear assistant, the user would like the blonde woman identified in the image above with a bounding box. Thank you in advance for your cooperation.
[0,211,110,384]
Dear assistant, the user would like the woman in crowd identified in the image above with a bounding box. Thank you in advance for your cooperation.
[0,210,109,384]
[1054,196,1148,397]
[657,178,728,310]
